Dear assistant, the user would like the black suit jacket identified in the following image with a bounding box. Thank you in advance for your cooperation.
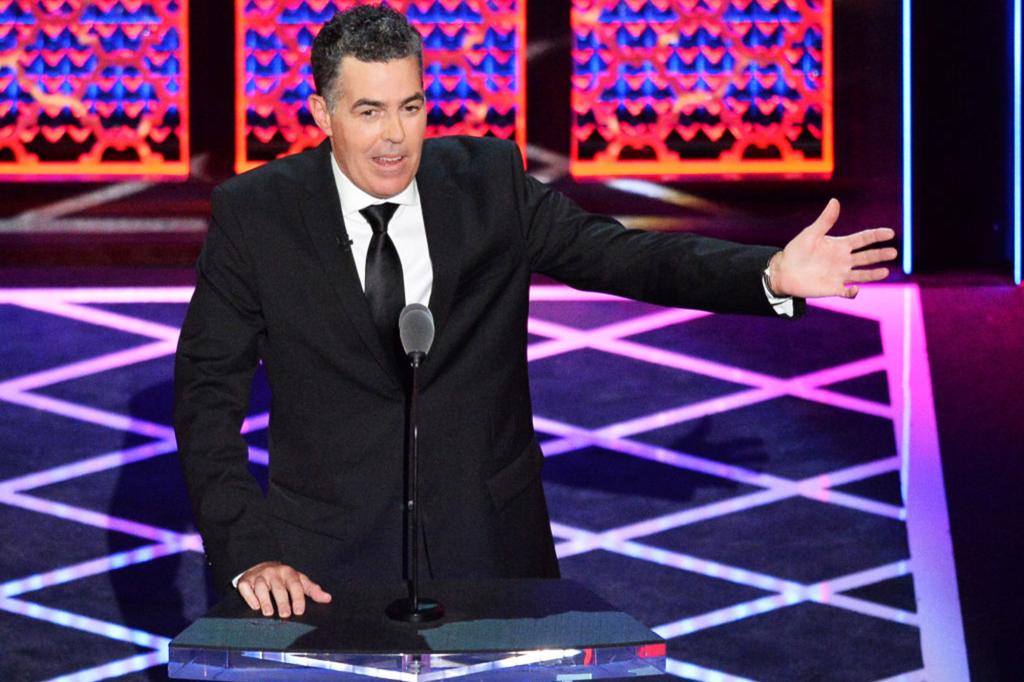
[174,136,790,591]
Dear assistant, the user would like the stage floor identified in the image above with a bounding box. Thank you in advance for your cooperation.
[0,284,966,681]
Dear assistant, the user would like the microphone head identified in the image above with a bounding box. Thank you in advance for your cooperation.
[399,303,435,357]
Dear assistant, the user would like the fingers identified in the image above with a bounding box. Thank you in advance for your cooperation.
[284,576,307,616]
[847,267,890,283]
[809,198,841,236]
[238,580,261,611]
[847,227,896,250]
[238,562,328,618]
[253,576,274,616]
[852,247,898,267]
[271,578,293,618]
[300,574,333,604]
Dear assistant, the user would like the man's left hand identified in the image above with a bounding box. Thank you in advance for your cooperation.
[769,198,897,299]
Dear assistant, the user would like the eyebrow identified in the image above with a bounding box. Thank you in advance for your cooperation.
[351,93,425,110]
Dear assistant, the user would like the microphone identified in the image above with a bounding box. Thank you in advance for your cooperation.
[398,303,434,364]
[387,302,445,623]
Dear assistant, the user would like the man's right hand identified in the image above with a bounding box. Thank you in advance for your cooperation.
[236,561,332,618]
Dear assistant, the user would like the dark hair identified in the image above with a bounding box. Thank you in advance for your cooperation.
[311,4,423,108]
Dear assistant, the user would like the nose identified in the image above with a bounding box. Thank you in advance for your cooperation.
[383,111,405,144]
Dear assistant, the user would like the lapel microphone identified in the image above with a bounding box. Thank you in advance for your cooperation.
[335,234,354,251]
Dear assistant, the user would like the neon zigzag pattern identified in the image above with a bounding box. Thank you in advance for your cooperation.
[0,284,962,679]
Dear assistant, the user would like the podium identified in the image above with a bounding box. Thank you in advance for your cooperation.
[169,579,666,680]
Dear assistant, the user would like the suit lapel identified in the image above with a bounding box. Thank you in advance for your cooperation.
[299,142,402,388]
[417,144,463,364]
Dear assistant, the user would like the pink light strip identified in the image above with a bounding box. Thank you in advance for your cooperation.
[535,414,790,488]
[655,594,799,639]
[820,560,911,593]
[539,392,904,526]
[0,287,194,304]
[0,491,189,544]
[800,488,905,520]
[0,542,183,598]
[525,289,892,425]
[556,517,916,629]
[526,308,709,362]
[240,412,269,433]
[0,439,178,494]
[821,593,918,626]
[44,650,168,682]
[796,456,901,489]
[0,391,174,440]
[595,386,783,440]
[0,340,176,395]
[651,559,915,639]
[588,336,785,387]
[788,386,893,419]
[554,459,906,559]
[610,538,800,594]
[11,299,180,341]
[0,597,169,649]
[882,286,969,677]
[528,308,710,342]
[248,446,269,466]
[528,286,626,302]
[554,489,793,559]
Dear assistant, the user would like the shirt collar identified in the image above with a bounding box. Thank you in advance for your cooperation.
[330,152,418,217]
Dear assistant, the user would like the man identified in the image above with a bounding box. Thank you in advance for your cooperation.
[174,6,896,619]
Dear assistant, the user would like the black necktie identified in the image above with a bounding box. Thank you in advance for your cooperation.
[360,202,405,359]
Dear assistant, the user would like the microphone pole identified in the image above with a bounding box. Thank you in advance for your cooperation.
[386,304,444,623]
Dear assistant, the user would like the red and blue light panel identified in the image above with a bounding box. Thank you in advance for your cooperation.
[0,0,190,180]
[570,0,833,179]
[235,0,526,174]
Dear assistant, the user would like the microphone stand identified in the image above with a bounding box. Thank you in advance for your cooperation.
[386,351,444,623]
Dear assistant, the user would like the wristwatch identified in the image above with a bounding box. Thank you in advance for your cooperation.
[762,255,781,298]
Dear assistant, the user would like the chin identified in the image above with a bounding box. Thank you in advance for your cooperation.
[371,176,412,198]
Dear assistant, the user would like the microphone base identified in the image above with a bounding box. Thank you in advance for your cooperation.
[385,597,445,623]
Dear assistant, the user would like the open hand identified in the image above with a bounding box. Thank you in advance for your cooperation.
[237,561,332,618]
[769,199,897,299]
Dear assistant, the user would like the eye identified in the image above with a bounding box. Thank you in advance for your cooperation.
[404,102,423,114]
[358,108,379,119]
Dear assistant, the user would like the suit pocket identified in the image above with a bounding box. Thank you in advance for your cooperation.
[485,440,544,512]
[267,479,349,540]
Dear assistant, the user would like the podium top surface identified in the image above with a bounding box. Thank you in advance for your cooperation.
[171,579,663,655]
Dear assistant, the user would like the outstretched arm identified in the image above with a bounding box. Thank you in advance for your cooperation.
[768,199,897,300]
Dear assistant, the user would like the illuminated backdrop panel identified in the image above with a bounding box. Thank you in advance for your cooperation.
[0,0,190,180]
[570,0,833,179]
[237,0,526,173]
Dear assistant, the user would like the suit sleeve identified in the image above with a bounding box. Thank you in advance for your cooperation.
[174,185,282,591]
[510,144,804,316]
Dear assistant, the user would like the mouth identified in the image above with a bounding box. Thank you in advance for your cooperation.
[372,154,406,169]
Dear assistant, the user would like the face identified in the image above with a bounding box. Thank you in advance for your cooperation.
[309,56,426,199]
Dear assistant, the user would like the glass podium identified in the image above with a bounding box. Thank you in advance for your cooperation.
[169,579,666,680]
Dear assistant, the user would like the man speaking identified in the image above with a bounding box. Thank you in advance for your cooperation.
[174,5,896,619]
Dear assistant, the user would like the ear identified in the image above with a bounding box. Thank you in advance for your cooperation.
[308,94,333,136]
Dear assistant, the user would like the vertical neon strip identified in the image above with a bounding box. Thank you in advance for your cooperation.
[1014,0,1022,284]
[903,0,913,274]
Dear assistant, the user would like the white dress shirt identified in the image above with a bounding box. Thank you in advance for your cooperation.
[329,155,433,306]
